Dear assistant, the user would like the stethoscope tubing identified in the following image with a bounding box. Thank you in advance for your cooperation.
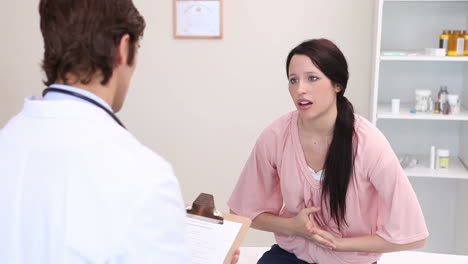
[42,88,126,129]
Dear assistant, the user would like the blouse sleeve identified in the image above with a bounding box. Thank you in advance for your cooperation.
[367,130,429,244]
[227,129,283,220]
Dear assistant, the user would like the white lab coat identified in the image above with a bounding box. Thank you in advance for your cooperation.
[0,98,190,264]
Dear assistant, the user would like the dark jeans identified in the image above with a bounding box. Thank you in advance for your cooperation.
[257,244,378,264]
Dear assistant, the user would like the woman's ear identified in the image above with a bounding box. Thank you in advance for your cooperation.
[334,84,343,93]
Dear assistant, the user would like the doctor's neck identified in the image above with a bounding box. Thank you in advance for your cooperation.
[56,73,122,112]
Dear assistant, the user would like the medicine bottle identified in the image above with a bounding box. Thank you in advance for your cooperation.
[434,101,441,114]
[415,90,431,112]
[438,86,449,112]
[448,30,464,56]
[439,30,449,54]
[437,149,450,169]
[464,30,468,56]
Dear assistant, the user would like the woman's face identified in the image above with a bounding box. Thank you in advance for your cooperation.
[288,54,341,121]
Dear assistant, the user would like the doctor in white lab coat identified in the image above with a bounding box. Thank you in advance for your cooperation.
[0,0,230,263]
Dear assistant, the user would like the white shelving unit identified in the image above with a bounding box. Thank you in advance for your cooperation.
[372,0,468,255]
[377,104,468,120]
[403,155,468,179]
[381,55,468,61]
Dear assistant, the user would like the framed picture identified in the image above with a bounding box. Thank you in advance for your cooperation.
[173,0,223,39]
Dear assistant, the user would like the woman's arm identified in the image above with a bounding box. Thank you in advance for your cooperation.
[311,228,426,253]
[339,235,426,253]
[231,208,336,249]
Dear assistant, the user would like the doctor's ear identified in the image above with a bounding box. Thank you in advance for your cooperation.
[116,34,131,66]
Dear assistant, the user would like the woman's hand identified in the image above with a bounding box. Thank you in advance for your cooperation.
[309,227,342,250]
[230,248,240,264]
[309,228,427,253]
[289,202,336,249]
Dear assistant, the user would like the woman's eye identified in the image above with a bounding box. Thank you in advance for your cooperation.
[308,76,318,81]
[289,78,298,84]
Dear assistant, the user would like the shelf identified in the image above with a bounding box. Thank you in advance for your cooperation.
[384,0,468,2]
[381,55,468,62]
[377,104,468,121]
[402,155,468,179]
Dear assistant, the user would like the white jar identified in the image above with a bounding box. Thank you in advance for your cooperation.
[415,89,431,112]
[447,94,460,115]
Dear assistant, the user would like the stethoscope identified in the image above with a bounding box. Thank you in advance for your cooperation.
[42,87,126,129]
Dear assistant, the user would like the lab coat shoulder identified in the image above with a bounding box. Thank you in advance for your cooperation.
[117,140,190,264]
[0,100,190,263]
[63,117,189,263]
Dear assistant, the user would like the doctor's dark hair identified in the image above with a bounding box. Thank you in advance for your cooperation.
[39,0,145,86]
[286,39,357,230]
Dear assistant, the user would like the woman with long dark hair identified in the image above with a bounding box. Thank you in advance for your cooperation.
[228,39,428,264]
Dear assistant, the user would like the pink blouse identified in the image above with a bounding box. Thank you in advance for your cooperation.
[228,111,428,264]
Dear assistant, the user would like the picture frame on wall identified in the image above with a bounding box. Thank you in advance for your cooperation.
[173,0,223,39]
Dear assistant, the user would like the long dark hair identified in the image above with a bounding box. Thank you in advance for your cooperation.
[286,39,356,230]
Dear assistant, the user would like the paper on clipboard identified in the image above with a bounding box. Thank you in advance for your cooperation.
[186,216,242,263]
[186,193,251,264]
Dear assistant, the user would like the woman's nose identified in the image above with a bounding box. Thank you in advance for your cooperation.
[297,80,307,95]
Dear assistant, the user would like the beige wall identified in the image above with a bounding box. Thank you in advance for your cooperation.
[0,0,375,246]
[1,2,44,124]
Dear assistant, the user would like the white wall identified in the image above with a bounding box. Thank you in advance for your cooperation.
[0,0,375,246]
[0,2,44,123]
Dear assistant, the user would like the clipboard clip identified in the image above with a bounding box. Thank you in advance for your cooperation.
[186,193,224,224]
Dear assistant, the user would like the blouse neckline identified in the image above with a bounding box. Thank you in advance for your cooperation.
[291,111,322,190]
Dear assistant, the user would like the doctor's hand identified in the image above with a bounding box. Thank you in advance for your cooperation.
[289,201,336,249]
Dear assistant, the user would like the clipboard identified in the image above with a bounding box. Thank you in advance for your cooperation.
[186,193,251,264]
